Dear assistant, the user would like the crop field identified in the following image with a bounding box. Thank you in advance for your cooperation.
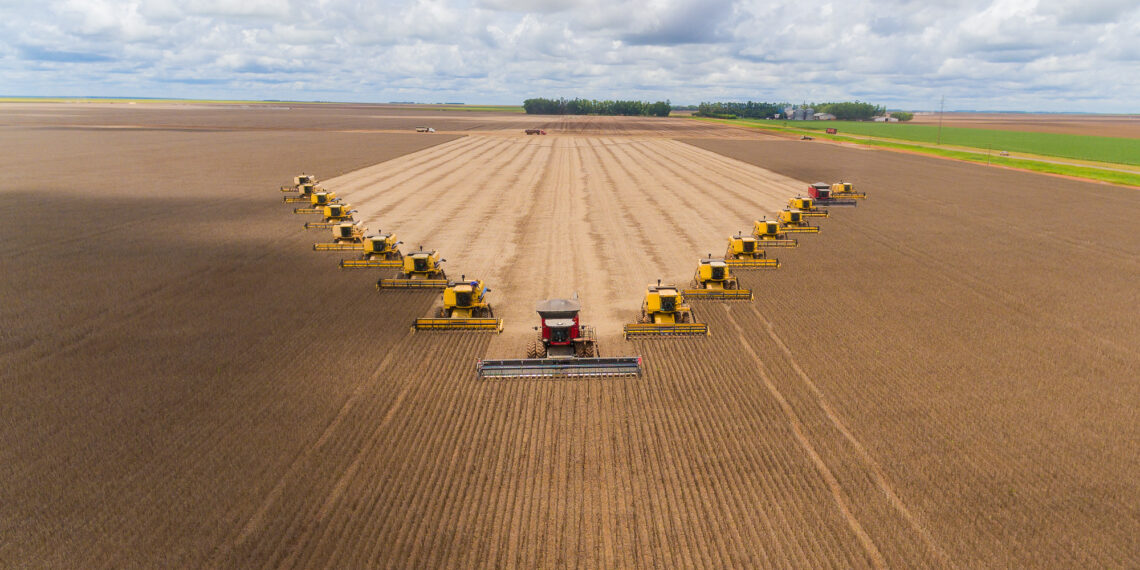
[2,103,1138,568]
[722,117,1140,165]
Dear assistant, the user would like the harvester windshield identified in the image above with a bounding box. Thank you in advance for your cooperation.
[456,291,472,306]
[711,266,724,280]
[414,257,428,271]
[660,296,676,311]
[742,240,754,253]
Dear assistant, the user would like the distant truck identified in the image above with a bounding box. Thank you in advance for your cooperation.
[415,126,435,133]
[525,129,546,135]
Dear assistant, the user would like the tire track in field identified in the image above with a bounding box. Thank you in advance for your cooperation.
[718,304,887,568]
[748,303,952,566]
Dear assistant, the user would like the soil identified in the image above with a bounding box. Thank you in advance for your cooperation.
[2,103,1137,568]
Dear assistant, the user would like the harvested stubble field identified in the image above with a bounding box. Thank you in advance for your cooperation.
[2,103,1138,568]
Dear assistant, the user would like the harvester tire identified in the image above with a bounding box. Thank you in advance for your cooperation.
[584,342,596,357]
[525,339,539,359]
[638,312,650,324]
[681,312,691,323]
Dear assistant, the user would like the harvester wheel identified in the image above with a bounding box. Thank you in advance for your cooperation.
[727,280,736,290]
[638,312,650,324]
[534,335,547,358]
[583,342,596,357]
[525,339,538,359]
[681,312,691,323]
[436,307,446,318]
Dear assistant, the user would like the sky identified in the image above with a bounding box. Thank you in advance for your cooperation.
[2,0,1138,112]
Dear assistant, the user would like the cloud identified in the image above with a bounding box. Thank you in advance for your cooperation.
[19,45,114,63]
[0,0,1135,111]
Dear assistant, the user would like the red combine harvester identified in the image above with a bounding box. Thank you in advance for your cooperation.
[525,129,547,135]
[477,297,642,378]
[807,182,858,206]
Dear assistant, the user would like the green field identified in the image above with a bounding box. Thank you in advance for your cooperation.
[726,118,1140,166]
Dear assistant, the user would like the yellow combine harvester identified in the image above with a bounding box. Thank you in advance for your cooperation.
[752,219,799,247]
[478,298,642,378]
[282,182,318,203]
[623,282,709,338]
[377,247,449,289]
[788,196,829,218]
[830,181,866,199]
[725,233,780,269]
[303,203,357,230]
[684,256,754,301]
[312,222,366,250]
[280,173,317,191]
[292,191,340,213]
[414,277,502,332]
[776,209,821,234]
[339,233,404,268]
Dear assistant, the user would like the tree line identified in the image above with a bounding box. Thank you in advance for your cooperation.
[523,98,672,117]
[696,100,903,121]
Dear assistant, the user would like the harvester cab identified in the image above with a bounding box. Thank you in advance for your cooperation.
[377,247,449,289]
[339,233,404,267]
[777,209,821,233]
[788,196,829,217]
[831,181,866,199]
[725,233,780,269]
[303,203,357,230]
[477,297,643,378]
[623,282,709,338]
[414,276,502,332]
[313,221,366,251]
[752,218,799,247]
[808,182,857,206]
[684,256,754,300]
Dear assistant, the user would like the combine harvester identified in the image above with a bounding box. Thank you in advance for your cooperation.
[339,233,403,268]
[281,174,319,203]
[478,298,642,378]
[377,247,449,289]
[776,209,821,234]
[683,256,754,301]
[623,282,709,338]
[724,233,780,269]
[752,219,799,247]
[303,203,357,230]
[280,173,317,192]
[830,180,867,199]
[312,221,365,250]
[414,277,502,332]
[292,191,340,213]
[808,183,858,206]
[788,196,829,218]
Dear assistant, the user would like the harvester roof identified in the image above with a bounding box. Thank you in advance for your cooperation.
[536,298,581,319]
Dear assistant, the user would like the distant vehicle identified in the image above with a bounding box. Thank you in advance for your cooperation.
[826,128,838,134]
[801,135,813,140]
[415,126,435,133]
[525,129,546,135]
